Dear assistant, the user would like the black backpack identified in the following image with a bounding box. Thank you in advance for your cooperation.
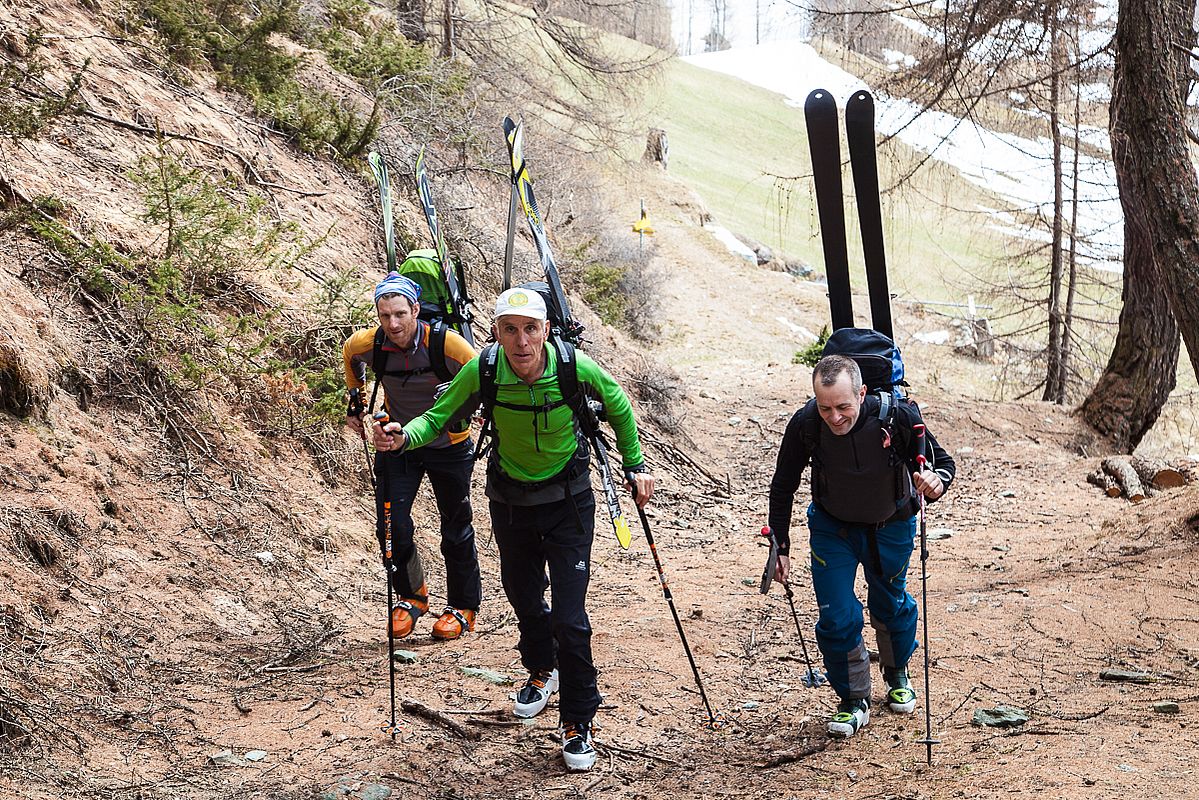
[806,326,919,514]
[474,336,600,454]
[371,321,454,385]
[473,276,607,460]
[821,326,908,430]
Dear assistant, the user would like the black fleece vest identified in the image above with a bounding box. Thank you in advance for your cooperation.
[810,412,915,525]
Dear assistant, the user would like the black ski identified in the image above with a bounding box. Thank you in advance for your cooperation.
[805,88,854,332]
[501,116,585,347]
[845,90,893,340]
[415,147,476,347]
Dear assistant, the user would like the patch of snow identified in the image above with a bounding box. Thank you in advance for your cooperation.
[912,330,951,345]
[684,40,1124,267]
[882,48,917,70]
[706,223,757,262]
[1080,82,1112,103]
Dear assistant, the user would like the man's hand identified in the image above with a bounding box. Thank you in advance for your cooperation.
[346,414,365,437]
[774,554,791,585]
[372,421,407,453]
[914,468,944,500]
[624,471,656,509]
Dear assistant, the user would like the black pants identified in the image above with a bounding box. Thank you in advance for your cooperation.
[490,490,600,724]
[374,440,481,611]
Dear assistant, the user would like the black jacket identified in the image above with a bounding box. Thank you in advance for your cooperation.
[767,394,956,555]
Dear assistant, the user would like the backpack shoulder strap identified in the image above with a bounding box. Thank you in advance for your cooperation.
[800,402,821,452]
[553,339,595,436]
[877,389,893,429]
[371,326,389,377]
[478,343,501,420]
[427,321,453,383]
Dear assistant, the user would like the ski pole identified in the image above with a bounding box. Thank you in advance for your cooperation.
[373,410,399,741]
[758,527,825,688]
[348,388,374,491]
[627,475,721,729]
[913,423,939,764]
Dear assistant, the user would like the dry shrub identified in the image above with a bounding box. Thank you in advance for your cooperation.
[0,342,51,419]
[629,356,685,433]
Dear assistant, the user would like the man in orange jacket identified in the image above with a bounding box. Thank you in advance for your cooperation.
[343,272,480,641]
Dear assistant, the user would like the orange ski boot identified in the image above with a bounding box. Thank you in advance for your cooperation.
[389,584,429,639]
[431,608,476,641]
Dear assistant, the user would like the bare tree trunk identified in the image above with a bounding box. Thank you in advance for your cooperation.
[396,0,428,43]
[440,0,456,57]
[1077,0,1185,452]
[1043,3,1066,403]
[1062,23,1081,398]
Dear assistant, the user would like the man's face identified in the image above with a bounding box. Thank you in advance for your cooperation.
[813,371,867,436]
[377,296,420,349]
[494,314,550,380]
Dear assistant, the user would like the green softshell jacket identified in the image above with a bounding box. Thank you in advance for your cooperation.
[402,344,643,483]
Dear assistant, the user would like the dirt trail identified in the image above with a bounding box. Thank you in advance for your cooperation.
[2,42,1198,790]
[83,166,1197,800]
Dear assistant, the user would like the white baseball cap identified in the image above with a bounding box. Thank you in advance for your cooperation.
[493,287,547,320]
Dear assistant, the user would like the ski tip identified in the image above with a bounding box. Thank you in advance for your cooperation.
[503,116,517,134]
[805,88,835,106]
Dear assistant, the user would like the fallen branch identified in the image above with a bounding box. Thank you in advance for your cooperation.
[1101,456,1145,503]
[640,428,726,492]
[757,738,829,768]
[1086,469,1121,497]
[590,737,681,766]
[401,699,480,740]
[465,717,528,728]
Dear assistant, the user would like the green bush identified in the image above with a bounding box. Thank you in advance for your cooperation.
[581,262,628,329]
[132,0,377,159]
[0,30,85,142]
[792,325,830,367]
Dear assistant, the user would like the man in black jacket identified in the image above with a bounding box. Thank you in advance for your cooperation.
[767,354,955,739]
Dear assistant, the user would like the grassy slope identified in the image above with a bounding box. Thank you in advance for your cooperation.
[642,57,1034,306]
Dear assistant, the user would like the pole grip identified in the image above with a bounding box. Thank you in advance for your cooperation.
[913,422,927,468]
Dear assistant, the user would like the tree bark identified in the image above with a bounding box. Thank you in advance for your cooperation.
[1076,0,1186,452]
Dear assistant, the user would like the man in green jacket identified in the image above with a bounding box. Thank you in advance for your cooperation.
[376,286,654,772]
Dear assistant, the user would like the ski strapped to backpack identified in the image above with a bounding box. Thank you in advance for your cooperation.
[502,116,585,347]
[845,90,893,340]
[805,88,893,338]
[414,147,476,347]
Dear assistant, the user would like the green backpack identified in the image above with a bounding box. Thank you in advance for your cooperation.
[400,248,454,325]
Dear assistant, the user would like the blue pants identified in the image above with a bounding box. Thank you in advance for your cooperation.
[374,440,481,610]
[807,503,918,701]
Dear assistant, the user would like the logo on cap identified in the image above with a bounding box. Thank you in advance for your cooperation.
[509,292,529,307]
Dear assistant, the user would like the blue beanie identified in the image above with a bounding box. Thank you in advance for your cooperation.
[374,272,420,306]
